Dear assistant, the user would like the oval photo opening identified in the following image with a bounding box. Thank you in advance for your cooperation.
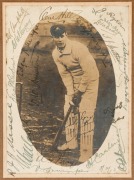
[16,12,116,166]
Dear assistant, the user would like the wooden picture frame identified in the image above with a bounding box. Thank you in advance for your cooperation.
[1,1,133,179]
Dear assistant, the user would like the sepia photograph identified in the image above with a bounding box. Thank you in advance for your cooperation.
[16,12,116,166]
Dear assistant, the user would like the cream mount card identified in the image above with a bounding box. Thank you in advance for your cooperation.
[3,2,132,178]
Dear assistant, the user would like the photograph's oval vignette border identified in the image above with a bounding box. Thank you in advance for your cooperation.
[15,11,117,166]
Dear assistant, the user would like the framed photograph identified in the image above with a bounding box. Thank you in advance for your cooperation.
[2,2,132,178]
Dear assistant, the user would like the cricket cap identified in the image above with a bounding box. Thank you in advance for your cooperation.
[50,24,66,37]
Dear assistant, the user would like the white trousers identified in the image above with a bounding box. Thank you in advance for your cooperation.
[64,79,99,160]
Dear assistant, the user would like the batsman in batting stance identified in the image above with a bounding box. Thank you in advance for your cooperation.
[50,24,99,162]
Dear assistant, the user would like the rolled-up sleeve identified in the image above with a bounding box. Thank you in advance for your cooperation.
[52,52,74,95]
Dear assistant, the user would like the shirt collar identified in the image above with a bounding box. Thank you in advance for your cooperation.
[56,39,72,57]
